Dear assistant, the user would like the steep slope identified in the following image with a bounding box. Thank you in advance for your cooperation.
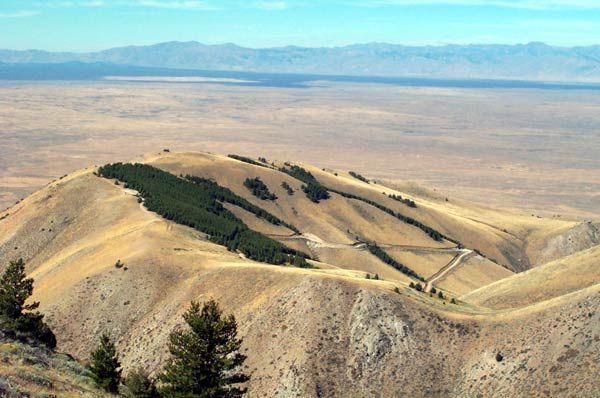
[299,161,583,273]
[462,244,600,309]
[436,254,515,296]
[0,332,109,398]
[526,221,600,266]
[0,151,598,397]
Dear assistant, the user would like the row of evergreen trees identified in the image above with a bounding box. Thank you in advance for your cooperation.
[279,165,331,203]
[280,181,294,195]
[185,175,298,233]
[278,165,317,184]
[89,300,249,397]
[277,164,449,243]
[349,171,369,183]
[365,244,425,281]
[243,177,277,201]
[98,163,308,267]
[327,187,446,242]
[388,194,417,208]
[227,154,270,169]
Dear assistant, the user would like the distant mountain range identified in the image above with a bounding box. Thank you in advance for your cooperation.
[2,41,600,82]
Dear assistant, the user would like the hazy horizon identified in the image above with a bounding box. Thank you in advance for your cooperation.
[2,1,600,52]
[3,39,600,53]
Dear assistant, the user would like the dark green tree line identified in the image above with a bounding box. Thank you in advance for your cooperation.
[388,194,417,208]
[243,177,277,201]
[279,165,331,203]
[279,165,451,243]
[185,175,299,233]
[227,155,270,169]
[349,171,369,183]
[301,183,330,203]
[366,244,424,281]
[280,181,294,195]
[98,163,309,267]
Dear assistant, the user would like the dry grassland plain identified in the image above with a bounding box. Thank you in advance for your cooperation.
[1,80,599,219]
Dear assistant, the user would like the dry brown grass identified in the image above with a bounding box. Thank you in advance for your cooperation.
[0,338,109,397]
[436,254,514,296]
[0,151,598,397]
[462,244,600,309]
[1,81,599,221]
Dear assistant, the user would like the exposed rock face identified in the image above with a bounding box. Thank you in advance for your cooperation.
[535,222,600,266]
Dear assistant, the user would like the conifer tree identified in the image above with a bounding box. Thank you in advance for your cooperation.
[159,300,249,398]
[0,259,38,319]
[89,333,122,394]
[0,259,56,348]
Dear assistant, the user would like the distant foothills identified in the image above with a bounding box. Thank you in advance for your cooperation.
[1,41,600,82]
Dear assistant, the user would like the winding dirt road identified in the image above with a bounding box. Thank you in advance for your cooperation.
[424,249,474,292]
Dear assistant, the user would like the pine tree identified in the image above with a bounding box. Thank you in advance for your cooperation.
[159,300,249,398]
[0,259,56,348]
[123,368,159,398]
[88,333,122,394]
[0,259,38,320]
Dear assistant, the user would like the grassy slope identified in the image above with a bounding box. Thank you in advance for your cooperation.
[436,254,515,296]
[367,177,585,271]
[462,244,600,309]
[0,151,598,397]
[0,336,109,398]
[385,249,456,279]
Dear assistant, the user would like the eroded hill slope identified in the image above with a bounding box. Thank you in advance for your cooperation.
[0,151,598,397]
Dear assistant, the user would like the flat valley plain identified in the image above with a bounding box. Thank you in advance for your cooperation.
[1,80,599,219]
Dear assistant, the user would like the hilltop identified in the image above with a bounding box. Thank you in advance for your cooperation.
[0,151,598,397]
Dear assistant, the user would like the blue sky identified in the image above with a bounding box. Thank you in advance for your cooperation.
[1,1,600,51]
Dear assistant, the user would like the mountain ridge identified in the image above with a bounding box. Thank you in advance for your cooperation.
[1,150,598,397]
[2,41,600,82]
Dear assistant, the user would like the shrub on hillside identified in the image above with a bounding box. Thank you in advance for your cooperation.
[122,368,159,398]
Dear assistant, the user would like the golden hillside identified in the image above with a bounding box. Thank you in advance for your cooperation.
[0,333,111,398]
[0,151,598,397]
